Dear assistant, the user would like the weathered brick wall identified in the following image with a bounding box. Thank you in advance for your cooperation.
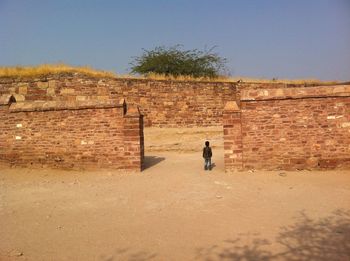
[2,75,342,127]
[223,102,243,171]
[0,98,144,171]
[224,85,350,171]
[235,82,338,106]
[0,75,236,127]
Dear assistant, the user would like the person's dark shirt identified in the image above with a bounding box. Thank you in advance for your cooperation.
[203,146,212,159]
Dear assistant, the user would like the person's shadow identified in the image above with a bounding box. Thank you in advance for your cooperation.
[142,156,165,170]
[211,163,216,170]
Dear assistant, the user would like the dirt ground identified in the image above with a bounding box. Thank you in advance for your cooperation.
[1,127,350,261]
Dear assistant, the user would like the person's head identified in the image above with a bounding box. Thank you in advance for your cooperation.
[205,141,210,147]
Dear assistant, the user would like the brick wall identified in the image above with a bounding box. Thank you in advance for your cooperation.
[0,74,236,127]
[223,102,243,171]
[2,75,341,128]
[0,98,144,171]
[224,85,350,171]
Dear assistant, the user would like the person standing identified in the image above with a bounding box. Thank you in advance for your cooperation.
[203,141,212,171]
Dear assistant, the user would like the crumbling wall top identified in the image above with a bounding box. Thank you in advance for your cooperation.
[241,85,350,101]
[8,99,125,112]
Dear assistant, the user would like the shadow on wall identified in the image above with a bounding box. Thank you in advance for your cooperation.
[195,209,350,261]
[142,156,165,170]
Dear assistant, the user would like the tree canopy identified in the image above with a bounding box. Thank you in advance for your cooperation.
[130,45,227,78]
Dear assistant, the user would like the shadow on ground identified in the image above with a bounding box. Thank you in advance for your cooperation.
[196,209,350,261]
[100,248,157,261]
[142,156,165,170]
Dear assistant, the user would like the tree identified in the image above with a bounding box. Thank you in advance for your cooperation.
[130,45,227,78]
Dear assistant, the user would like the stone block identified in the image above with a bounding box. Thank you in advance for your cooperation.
[47,87,56,96]
[140,97,148,103]
[48,80,56,88]
[76,96,87,101]
[60,88,75,95]
[9,87,16,94]
[97,95,109,101]
[66,96,76,102]
[306,157,319,168]
[97,87,108,95]
[37,81,49,89]
[224,101,240,111]
[18,85,28,95]
[341,122,350,128]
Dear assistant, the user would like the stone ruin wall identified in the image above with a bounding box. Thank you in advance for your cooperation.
[0,74,338,128]
[0,97,144,171]
[1,74,349,171]
[224,85,350,171]
[0,75,238,127]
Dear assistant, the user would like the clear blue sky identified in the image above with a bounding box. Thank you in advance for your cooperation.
[1,0,349,81]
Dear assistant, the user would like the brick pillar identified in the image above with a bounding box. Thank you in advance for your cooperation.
[123,104,144,171]
[223,101,243,171]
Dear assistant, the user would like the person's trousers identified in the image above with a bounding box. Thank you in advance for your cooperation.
[204,158,211,170]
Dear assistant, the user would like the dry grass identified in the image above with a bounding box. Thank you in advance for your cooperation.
[144,73,339,84]
[0,64,341,84]
[0,64,117,78]
[225,76,339,85]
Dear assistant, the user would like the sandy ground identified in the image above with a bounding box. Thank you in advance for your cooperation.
[144,127,223,152]
[1,127,350,261]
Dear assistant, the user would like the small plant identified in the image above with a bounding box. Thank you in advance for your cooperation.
[130,45,227,78]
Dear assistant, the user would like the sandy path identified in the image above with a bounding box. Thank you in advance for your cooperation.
[1,128,350,260]
[144,127,223,152]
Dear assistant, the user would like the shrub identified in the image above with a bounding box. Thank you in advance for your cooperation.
[130,45,227,78]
